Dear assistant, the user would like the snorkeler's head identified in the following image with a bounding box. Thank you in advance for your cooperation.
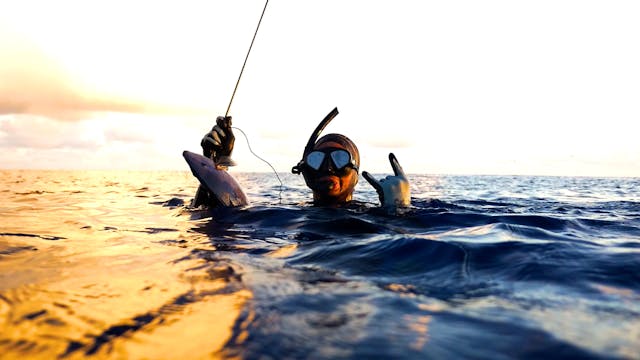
[293,125,360,205]
[306,133,360,205]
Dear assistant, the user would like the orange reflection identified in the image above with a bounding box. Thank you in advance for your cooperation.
[112,290,252,359]
[266,244,298,258]
[405,314,432,351]
[0,170,252,359]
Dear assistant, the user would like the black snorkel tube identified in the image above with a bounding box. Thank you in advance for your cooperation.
[291,107,339,174]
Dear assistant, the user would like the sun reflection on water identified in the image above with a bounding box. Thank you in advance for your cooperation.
[0,170,251,359]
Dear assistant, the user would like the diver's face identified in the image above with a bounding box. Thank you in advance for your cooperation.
[306,141,358,205]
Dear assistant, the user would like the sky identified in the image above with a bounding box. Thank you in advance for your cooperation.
[1,0,639,176]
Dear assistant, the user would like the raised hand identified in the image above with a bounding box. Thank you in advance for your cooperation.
[362,153,411,208]
[201,116,236,165]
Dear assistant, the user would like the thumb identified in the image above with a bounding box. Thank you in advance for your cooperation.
[362,171,383,195]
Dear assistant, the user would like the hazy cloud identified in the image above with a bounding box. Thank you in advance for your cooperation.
[0,115,97,149]
[102,120,156,144]
[0,35,198,122]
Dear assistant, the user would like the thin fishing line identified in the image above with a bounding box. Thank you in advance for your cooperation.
[225,0,269,117]
[232,126,283,203]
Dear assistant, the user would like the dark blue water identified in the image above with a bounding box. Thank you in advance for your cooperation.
[188,174,640,359]
[1,171,639,359]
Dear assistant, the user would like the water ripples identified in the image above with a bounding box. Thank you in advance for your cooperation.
[1,171,639,359]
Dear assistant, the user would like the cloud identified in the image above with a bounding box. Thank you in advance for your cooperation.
[0,115,98,149]
[101,118,157,144]
[0,32,202,122]
[0,113,201,170]
[0,114,161,151]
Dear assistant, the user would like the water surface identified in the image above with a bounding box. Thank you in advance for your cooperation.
[1,170,639,359]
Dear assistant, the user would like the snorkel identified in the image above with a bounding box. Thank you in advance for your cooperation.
[292,108,360,205]
[291,107,340,175]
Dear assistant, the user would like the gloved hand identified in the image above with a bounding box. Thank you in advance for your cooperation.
[363,153,411,208]
[201,116,236,165]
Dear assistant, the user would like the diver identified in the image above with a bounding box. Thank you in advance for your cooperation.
[195,108,410,209]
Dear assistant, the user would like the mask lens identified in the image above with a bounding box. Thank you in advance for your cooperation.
[330,150,352,170]
[306,151,326,170]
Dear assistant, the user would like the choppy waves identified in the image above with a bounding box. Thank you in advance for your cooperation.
[1,171,639,359]
[185,182,640,359]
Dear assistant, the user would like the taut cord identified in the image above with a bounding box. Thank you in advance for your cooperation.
[225,0,270,117]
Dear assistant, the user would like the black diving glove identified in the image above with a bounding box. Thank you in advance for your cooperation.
[200,116,236,166]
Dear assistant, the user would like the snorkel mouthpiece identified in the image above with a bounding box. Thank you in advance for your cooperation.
[292,107,339,174]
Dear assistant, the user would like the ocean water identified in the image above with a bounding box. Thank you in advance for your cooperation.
[1,170,639,359]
